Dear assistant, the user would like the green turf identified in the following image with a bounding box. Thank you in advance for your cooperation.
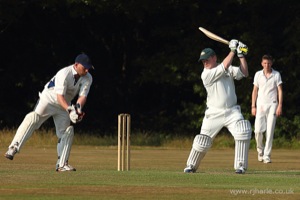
[0,146,299,200]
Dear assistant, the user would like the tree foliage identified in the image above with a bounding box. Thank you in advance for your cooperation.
[0,0,299,137]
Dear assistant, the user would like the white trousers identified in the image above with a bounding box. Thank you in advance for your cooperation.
[201,105,244,139]
[9,98,70,154]
[200,105,251,170]
[254,103,277,158]
[34,99,70,138]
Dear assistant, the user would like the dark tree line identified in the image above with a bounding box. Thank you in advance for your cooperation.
[0,0,299,138]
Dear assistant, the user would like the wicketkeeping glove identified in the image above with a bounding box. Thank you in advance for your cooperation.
[229,39,239,52]
[75,103,85,123]
[67,105,78,123]
[237,41,248,57]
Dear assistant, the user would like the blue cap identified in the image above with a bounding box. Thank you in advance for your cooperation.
[75,53,94,69]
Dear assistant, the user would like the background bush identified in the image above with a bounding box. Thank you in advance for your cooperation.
[0,0,299,142]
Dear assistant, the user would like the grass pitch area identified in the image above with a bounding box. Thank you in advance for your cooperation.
[0,146,299,200]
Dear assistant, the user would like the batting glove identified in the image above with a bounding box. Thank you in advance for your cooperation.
[67,105,78,123]
[237,41,248,57]
[229,39,239,52]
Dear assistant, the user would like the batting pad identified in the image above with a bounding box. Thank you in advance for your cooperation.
[10,112,40,152]
[186,134,212,171]
[57,126,74,168]
[234,140,250,170]
[234,120,252,140]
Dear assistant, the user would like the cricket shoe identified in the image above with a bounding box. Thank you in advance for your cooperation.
[65,163,76,171]
[184,165,196,173]
[56,164,76,172]
[263,157,272,164]
[4,142,19,160]
[235,166,246,174]
[258,153,263,162]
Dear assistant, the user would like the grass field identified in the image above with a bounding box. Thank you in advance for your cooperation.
[0,145,299,200]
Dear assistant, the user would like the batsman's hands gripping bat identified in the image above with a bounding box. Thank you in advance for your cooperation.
[199,27,248,55]
[237,41,248,58]
[229,39,239,52]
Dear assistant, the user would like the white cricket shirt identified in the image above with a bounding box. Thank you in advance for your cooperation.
[39,65,93,107]
[201,63,245,109]
[253,68,282,105]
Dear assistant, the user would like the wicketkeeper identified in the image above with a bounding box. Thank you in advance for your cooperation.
[4,53,93,172]
[184,40,252,174]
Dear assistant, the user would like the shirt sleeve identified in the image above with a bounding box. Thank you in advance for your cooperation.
[201,63,226,86]
[276,72,283,86]
[253,72,259,87]
[54,70,68,95]
[78,73,93,97]
[227,66,245,80]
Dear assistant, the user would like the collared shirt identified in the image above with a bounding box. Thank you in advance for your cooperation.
[253,68,282,105]
[40,65,93,107]
[201,63,245,109]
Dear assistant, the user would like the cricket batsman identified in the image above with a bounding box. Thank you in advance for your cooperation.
[184,40,252,174]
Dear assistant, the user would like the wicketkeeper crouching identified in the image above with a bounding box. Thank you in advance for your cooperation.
[4,53,94,172]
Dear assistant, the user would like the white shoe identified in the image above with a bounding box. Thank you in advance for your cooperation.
[56,163,76,172]
[65,163,76,171]
[4,143,18,160]
[263,157,271,163]
[184,165,195,173]
[258,153,263,162]
[235,166,246,174]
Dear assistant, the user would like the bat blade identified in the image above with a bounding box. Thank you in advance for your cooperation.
[199,27,248,54]
[199,27,229,45]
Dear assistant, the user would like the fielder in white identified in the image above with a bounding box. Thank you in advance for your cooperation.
[184,40,252,174]
[4,53,93,172]
[251,54,283,163]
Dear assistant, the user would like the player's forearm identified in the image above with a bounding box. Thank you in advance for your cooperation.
[251,87,258,107]
[76,96,87,108]
[277,85,283,106]
[239,57,248,77]
[222,51,235,70]
[57,94,69,110]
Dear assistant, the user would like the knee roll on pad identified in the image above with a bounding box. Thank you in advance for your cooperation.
[60,126,74,139]
[192,134,212,152]
[26,111,40,123]
[21,112,40,131]
[234,120,252,140]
